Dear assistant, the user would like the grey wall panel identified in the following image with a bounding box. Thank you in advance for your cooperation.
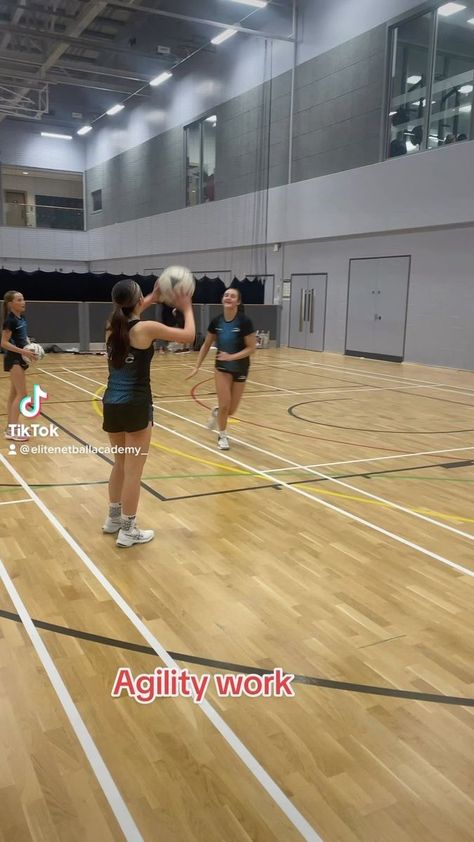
[83,22,388,226]
[25,303,80,344]
[86,127,183,229]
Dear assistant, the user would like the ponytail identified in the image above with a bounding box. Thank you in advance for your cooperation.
[106,279,142,368]
[107,306,131,368]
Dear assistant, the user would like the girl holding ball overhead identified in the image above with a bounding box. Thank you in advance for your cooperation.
[102,276,194,548]
[187,287,256,450]
[1,290,37,442]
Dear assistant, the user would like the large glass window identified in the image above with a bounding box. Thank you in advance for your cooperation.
[386,2,474,158]
[387,11,434,157]
[428,3,474,147]
[185,115,216,206]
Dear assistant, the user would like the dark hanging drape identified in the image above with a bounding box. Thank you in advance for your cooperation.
[0,269,156,303]
[230,276,265,304]
[0,270,266,305]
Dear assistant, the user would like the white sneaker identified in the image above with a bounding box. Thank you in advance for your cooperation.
[102,516,122,534]
[217,434,230,451]
[206,407,219,431]
[116,526,155,548]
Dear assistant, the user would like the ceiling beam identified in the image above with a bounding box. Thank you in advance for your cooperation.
[103,0,295,42]
[0,21,177,63]
[0,0,110,124]
[0,50,153,82]
[0,66,149,95]
[0,2,127,27]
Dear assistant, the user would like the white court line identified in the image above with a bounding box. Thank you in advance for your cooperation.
[40,367,474,580]
[1,446,322,842]
[245,377,297,394]
[278,358,474,398]
[0,555,143,842]
[0,497,33,506]
[60,368,474,544]
[267,446,474,472]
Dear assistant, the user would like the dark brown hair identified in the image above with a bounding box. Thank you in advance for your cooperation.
[107,279,142,368]
[2,290,22,325]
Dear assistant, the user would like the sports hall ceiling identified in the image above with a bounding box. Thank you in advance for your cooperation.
[0,0,294,130]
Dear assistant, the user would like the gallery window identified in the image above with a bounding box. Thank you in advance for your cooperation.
[185,115,216,206]
[386,2,474,157]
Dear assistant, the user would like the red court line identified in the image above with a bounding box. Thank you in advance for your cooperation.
[189,378,439,455]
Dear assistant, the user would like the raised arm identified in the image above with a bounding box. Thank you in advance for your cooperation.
[140,292,195,345]
[186,332,216,379]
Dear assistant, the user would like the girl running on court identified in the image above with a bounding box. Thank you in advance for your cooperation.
[102,278,195,547]
[1,291,37,442]
[188,287,256,450]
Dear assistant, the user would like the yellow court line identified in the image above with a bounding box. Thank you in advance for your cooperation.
[92,387,472,523]
[91,386,253,477]
[303,485,474,524]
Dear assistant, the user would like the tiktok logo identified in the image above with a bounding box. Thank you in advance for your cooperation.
[20,384,48,419]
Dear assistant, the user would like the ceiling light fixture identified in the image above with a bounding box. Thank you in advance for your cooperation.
[41,131,72,140]
[459,84,473,94]
[211,28,237,45]
[437,3,466,17]
[150,71,172,87]
[407,75,422,84]
[468,17,474,23]
[205,115,217,123]
[77,125,92,135]
[106,103,125,116]
[22,171,29,175]
[226,0,268,8]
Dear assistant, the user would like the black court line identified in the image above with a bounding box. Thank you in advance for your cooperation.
[441,460,474,469]
[288,401,474,435]
[392,388,474,409]
[9,457,468,501]
[164,458,468,501]
[0,608,471,706]
[39,410,166,501]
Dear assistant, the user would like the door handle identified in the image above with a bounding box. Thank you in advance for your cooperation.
[374,314,382,320]
[309,290,315,333]
[299,289,305,331]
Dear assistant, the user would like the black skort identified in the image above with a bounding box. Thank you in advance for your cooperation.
[3,354,28,372]
[102,402,153,433]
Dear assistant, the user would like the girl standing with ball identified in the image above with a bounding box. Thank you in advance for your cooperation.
[102,277,195,548]
[188,287,256,450]
[1,290,37,442]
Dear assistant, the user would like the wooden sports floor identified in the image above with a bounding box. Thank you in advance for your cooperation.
[1,348,473,842]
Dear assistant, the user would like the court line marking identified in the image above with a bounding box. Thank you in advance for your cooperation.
[64,363,461,402]
[281,447,474,472]
[39,368,474,580]
[2,607,473,707]
[155,407,474,543]
[65,368,474,544]
[0,498,33,506]
[0,556,143,842]
[90,384,253,477]
[0,450,322,842]
[279,358,474,398]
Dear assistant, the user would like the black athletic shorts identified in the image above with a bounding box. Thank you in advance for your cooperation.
[215,366,248,383]
[102,402,153,433]
[3,353,28,372]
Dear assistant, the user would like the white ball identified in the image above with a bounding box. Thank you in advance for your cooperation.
[22,342,45,364]
[157,265,195,305]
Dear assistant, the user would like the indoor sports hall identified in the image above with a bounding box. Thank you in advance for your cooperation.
[0,2,473,841]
